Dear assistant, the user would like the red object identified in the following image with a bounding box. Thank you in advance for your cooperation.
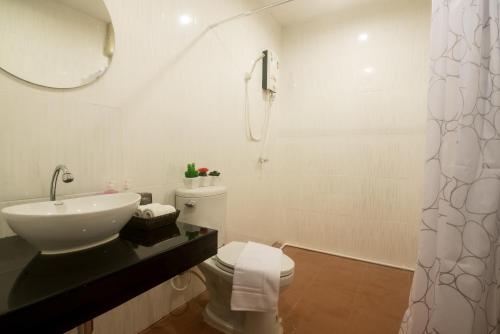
[198,168,209,173]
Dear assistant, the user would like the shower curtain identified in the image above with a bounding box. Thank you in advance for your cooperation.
[400,0,500,333]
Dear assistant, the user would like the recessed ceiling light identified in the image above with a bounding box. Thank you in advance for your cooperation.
[178,14,193,26]
[358,33,369,42]
[364,67,374,74]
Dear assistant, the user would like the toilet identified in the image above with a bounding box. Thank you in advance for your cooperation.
[175,186,295,334]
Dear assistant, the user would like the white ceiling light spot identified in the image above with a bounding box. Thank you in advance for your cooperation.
[178,14,193,26]
[364,66,374,74]
[358,33,369,42]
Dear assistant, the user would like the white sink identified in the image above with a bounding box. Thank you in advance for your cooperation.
[1,193,140,255]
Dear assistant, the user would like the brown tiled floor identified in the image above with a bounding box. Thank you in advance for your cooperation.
[141,246,413,334]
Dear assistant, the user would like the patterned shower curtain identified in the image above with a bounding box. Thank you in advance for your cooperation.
[400,0,500,333]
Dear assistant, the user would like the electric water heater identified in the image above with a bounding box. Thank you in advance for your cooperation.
[262,49,278,93]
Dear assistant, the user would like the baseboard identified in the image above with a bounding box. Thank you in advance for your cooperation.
[278,242,415,272]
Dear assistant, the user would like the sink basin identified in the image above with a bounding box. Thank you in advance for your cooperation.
[1,193,140,254]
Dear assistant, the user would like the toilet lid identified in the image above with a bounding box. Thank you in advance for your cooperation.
[215,241,295,277]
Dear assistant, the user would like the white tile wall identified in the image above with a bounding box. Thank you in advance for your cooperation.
[272,0,431,269]
[0,0,283,236]
[0,0,282,332]
[0,0,431,330]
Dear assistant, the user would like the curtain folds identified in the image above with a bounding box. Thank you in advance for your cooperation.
[401,0,500,333]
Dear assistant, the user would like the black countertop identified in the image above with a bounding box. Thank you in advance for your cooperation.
[0,222,217,333]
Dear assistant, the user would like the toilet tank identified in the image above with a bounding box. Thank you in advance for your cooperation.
[175,186,227,247]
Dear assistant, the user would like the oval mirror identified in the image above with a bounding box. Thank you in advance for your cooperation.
[0,0,115,89]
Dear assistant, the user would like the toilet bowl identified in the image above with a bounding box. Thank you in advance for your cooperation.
[199,241,294,334]
[175,186,295,334]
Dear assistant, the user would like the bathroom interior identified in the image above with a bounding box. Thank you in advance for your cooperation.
[1,0,497,333]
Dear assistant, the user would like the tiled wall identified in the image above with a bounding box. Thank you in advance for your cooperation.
[0,0,282,332]
[0,0,282,237]
[270,0,431,269]
[0,0,431,329]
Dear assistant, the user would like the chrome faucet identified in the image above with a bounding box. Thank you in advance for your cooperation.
[50,165,74,202]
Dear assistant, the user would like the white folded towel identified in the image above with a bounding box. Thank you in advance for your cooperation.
[135,203,176,218]
[230,241,283,312]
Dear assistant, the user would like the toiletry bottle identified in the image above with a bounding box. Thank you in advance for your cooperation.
[123,179,130,192]
[103,180,119,194]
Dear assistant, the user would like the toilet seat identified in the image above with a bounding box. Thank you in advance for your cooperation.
[214,241,295,278]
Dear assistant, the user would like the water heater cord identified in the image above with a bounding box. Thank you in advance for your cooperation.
[244,54,275,143]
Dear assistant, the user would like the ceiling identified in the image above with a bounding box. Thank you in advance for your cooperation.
[252,0,380,27]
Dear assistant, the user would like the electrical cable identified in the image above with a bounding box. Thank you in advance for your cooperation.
[244,54,275,143]
[170,271,192,291]
[258,91,276,164]
[170,269,206,292]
